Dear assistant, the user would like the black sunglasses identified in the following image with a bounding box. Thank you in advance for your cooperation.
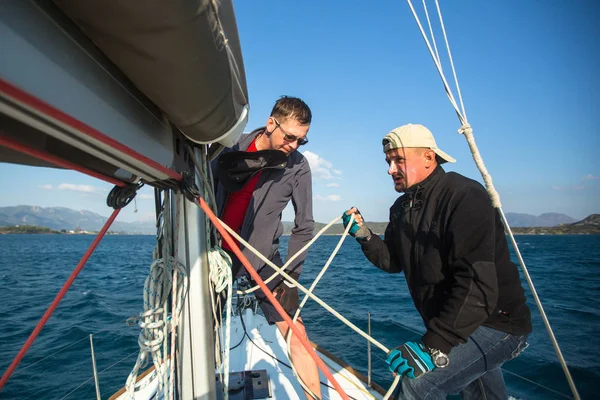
[273,118,309,146]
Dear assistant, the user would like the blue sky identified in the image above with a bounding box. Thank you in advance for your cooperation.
[1,1,598,224]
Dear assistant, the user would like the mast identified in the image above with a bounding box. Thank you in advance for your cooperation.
[176,149,217,399]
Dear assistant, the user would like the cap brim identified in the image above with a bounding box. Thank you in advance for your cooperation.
[433,148,456,164]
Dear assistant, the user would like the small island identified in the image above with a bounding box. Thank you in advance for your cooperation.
[0,225,62,234]
[0,225,126,235]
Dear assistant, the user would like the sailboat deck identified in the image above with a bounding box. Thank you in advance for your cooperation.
[227,309,385,399]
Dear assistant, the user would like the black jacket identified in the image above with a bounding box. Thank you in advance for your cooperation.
[359,166,532,353]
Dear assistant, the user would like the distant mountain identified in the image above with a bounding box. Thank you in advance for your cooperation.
[511,214,600,235]
[281,213,586,235]
[570,214,600,227]
[0,206,155,234]
[1,206,594,236]
[505,212,576,227]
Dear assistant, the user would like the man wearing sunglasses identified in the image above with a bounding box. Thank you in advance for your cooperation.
[215,96,319,398]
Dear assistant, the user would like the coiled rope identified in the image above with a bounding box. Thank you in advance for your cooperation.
[125,192,188,400]
[406,1,581,399]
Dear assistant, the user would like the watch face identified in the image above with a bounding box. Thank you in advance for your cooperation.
[435,354,449,368]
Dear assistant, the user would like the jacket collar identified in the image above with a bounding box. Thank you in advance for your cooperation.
[236,127,265,151]
[405,165,445,196]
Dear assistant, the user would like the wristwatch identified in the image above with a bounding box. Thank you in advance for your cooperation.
[428,348,450,368]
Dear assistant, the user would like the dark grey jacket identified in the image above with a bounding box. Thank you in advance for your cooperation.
[215,128,314,275]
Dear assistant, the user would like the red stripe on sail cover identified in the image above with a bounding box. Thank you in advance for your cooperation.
[0,78,182,182]
[0,135,126,187]
[0,209,121,390]
[197,196,351,400]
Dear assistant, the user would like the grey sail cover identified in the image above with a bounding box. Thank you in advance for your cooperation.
[54,0,249,146]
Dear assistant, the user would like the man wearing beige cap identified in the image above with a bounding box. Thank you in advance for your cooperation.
[342,124,532,399]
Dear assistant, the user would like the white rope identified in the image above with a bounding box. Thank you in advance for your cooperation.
[421,0,443,71]
[434,0,467,120]
[457,123,501,208]
[215,213,390,354]
[406,1,581,399]
[212,210,407,397]
[125,191,188,400]
[406,0,465,124]
[236,216,343,294]
[125,256,186,399]
[285,216,356,398]
[209,247,233,400]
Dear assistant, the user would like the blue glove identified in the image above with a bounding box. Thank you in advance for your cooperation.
[342,209,371,239]
[386,341,435,379]
[341,211,360,236]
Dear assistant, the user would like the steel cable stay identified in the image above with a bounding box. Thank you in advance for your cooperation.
[8,319,139,377]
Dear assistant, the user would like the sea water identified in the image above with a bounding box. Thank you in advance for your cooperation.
[0,234,598,399]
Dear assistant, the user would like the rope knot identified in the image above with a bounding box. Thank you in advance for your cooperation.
[458,123,472,136]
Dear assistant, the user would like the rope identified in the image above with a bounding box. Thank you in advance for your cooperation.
[285,217,356,398]
[196,196,351,400]
[125,191,188,399]
[0,209,121,391]
[405,1,581,399]
[236,217,343,295]
[216,213,390,354]
[209,247,233,400]
[210,209,403,398]
[457,124,501,208]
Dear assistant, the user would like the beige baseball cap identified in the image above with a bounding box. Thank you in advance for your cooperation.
[382,123,456,163]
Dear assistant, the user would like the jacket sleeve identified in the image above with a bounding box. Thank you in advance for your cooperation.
[358,218,403,273]
[422,185,500,354]
[286,160,315,275]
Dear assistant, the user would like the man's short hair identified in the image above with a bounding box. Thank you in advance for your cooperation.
[270,96,312,125]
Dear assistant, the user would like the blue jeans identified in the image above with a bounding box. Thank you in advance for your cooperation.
[399,325,528,400]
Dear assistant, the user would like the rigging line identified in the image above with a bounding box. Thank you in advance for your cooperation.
[501,368,574,400]
[421,0,443,69]
[0,209,121,391]
[434,0,467,120]
[236,215,343,295]
[499,210,581,400]
[10,320,136,376]
[406,2,581,399]
[238,313,361,400]
[285,216,356,398]
[405,0,465,124]
[11,336,89,376]
[215,212,390,354]
[57,350,139,400]
[197,196,350,400]
[0,135,125,187]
